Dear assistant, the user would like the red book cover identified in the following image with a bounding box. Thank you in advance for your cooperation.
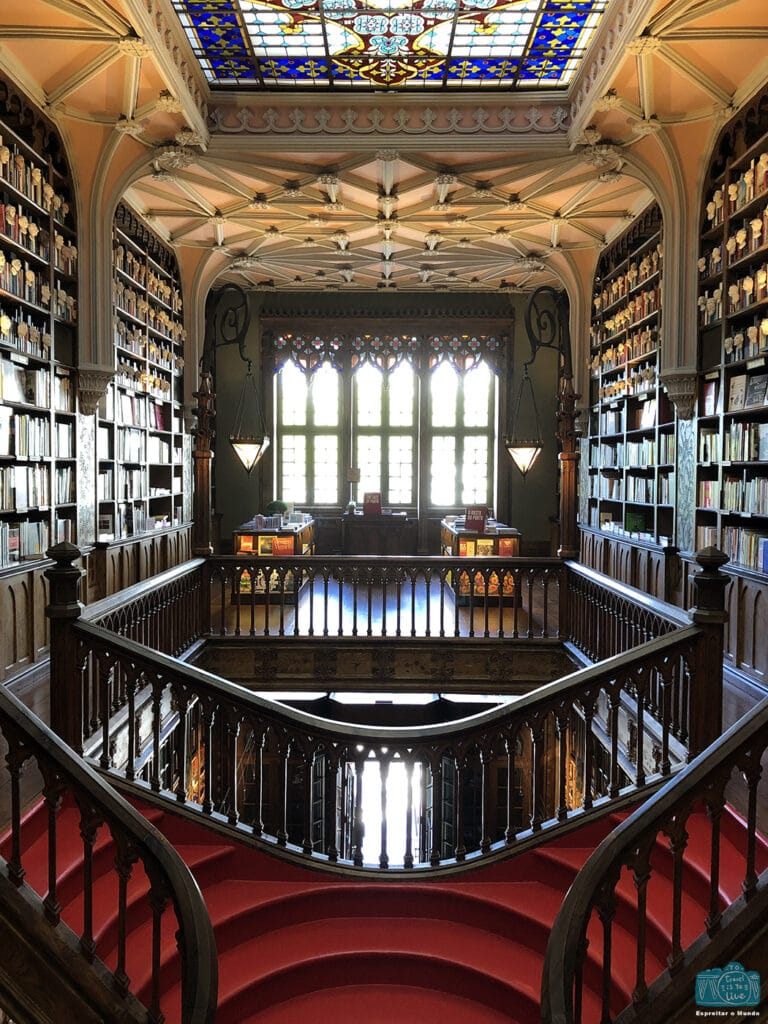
[464,505,487,533]
[271,535,295,556]
[363,491,382,515]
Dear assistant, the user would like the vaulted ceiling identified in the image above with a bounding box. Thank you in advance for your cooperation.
[0,0,766,297]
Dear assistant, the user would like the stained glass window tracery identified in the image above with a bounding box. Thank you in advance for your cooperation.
[171,0,609,89]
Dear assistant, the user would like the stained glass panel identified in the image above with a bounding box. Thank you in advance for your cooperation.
[171,0,608,88]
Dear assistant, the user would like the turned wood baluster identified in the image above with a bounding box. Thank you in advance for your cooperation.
[597,884,617,1024]
[424,568,432,638]
[114,837,139,997]
[337,569,343,637]
[741,751,762,900]
[705,783,726,934]
[352,755,365,867]
[201,700,216,817]
[629,839,653,1006]
[480,744,493,853]
[148,879,169,1024]
[404,757,415,868]
[556,711,569,821]
[395,571,403,637]
[379,757,390,868]
[530,719,545,832]
[582,699,595,812]
[351,567,359,637]
[381,568,388,636]
[250,728,265,837]
[150,676,163,793]
[276,736,291,847]
[659,666,672,777]
[173,691,188,803]
[635,676,646,788]
[453,571,461,637]
[505,731,518,844]
[609,687,621,799]
[430,756,443,866]
[526,570,534,639]
[125,670,138,782]
[5,733,28,886]
[454,754,466,861]
[574,929,589,1024]
[409,569,418,638]
[325,750,339,863]
[227,711,241,826]
[300,747,314,855]
[665,817,689,974]
[98,656,113,770]
[77,804,101,963]
[439,570,447,638]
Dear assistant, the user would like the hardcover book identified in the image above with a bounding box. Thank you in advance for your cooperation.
[745,373,768,407]
[728,373,747,411]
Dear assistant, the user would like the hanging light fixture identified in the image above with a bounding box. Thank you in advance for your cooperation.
[504,363,543,479]
[230,358,270,473]
[200,283,270,474]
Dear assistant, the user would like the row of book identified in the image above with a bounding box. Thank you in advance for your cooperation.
[592,243,663,314]
[0,199,50,260]
[0,408,50,457]
[727,266,768,313]
[726,372,768,411]
[722,474,768,516]
[0,463,50,510]
[117,466,145,498]
[722,420,768,461]
[54,465,74,504]
[0,518,50,567]
[0,139,73,226]
[0,306,51,358]
[721,527,768,573]
[699,475,768,515]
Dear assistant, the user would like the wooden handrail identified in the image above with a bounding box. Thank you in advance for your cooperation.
[0,683,217,1024]
[542,697,768,1024]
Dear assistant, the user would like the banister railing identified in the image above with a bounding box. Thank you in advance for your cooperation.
[0,683,217,1024]
[542,696,768,1024]
[71,616,703,871]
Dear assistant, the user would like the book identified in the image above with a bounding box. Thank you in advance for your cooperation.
[498,536,516,557]
[745,373,768,407]
[237,535,255,553]
[639,397,657,429]
[271,535,295,556]
[759,423,768,461]
[464,505,487,532]
[363,491,382,515]
[728,373,747,411]
[702,379,718,416]
[257,534,276,555]
[476,538,495,556]
[458,538,476,557]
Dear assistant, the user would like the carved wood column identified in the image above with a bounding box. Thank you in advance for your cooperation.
[557,374,581,559]
[192,372,214,556]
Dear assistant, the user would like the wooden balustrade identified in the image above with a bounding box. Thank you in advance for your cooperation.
[0,682,217,1023]
[542,696,768,1024]
[72,616,703,871]
[42,545,727,877]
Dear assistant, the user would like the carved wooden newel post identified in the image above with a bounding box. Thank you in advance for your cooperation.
[689,546,729,757]
[45,541,84,755]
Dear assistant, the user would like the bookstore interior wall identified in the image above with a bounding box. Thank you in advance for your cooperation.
[0,76,192,684]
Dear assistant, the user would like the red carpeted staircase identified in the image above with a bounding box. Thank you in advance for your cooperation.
[3,796,766,1024]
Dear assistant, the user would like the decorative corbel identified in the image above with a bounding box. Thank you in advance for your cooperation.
[660,368,697,420]
[77,367,114,415]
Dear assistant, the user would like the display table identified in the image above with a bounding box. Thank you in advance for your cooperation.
[440,518,521,602]
[341,512,417,555]
[232,518,315,602]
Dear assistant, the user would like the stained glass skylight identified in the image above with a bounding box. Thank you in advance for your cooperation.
[172,0,609,89]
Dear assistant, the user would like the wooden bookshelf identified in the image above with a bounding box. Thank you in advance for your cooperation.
[97,203,187,543]
[0,74,78,568]
[696,92,768,576]
[582,204,676,550]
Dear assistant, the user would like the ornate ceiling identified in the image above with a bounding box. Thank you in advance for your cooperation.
[0,0,766,298]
